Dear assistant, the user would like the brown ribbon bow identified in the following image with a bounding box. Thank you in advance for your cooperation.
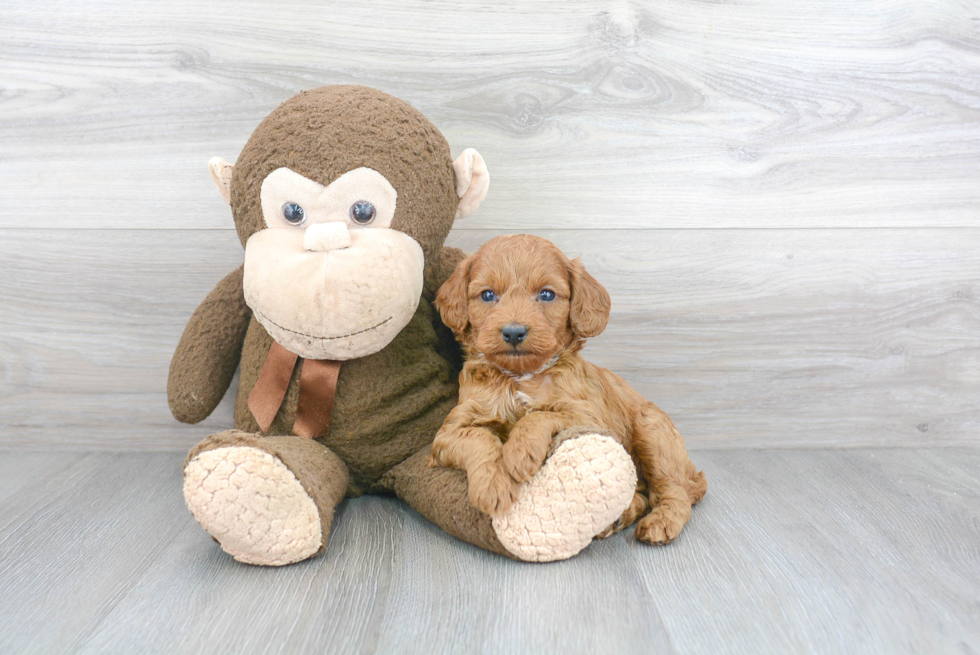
[247,341,341,439]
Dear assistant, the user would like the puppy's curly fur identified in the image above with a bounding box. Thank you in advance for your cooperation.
[431,234,707,545]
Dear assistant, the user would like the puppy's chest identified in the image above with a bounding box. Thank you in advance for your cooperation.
[487,375,554,427]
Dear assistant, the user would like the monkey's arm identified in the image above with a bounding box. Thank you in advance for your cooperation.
[168,265,252,424]
[427,246,467,375]
[424,246,466,297]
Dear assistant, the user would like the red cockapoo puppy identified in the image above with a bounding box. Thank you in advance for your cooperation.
[430,234,707,545]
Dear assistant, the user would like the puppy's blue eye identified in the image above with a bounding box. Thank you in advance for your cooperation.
[282,202,305,225]
[481,290,496,302]
[538,289,556,302]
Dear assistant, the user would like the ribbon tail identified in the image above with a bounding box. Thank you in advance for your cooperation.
[247,342,300,433]
[293,359,342,439]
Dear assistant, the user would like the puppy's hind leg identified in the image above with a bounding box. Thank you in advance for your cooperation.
[596,489,650,539]
[687,467,708,506]
[631,403,707,545]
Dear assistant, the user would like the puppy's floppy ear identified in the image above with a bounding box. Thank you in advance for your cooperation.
[568,257,611,338]
[435,254,474,334]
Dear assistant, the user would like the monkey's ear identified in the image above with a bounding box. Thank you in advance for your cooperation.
[208,157,234,204]
[568,258,611,338]
[435,254,474,334]
[452,149,489,220]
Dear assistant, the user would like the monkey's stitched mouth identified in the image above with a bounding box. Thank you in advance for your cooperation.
[252,308,393,342]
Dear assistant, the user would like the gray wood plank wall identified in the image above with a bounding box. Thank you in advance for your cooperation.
[1,0,978,450]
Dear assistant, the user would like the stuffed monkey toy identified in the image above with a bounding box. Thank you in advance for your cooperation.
[171,85,637,565]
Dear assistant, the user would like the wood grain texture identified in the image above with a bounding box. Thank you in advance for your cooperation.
[2,2,978,652]
[2,227,977,450]
[0,453,192,653]
[0,449,976,654]
[0,229,244,449]
[1,0,979,450]
[1,0,979,230]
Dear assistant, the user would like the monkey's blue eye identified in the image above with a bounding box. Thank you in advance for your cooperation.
[282,202,305,225]
[539,289,556,302]
[481,290,496,302]
[350,200,376,224]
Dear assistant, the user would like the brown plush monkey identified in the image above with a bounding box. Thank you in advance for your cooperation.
[172,85,637,565]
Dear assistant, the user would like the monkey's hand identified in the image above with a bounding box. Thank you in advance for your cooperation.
[168,265,251,424]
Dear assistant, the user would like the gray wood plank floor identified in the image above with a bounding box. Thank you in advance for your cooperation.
[0,449,976,654]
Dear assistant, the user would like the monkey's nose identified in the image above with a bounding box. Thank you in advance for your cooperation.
[501,324,528,346]
[304,222,351,252]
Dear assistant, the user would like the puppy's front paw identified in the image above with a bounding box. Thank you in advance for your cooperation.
[635,505,687,545]
[428,440,450,468]
[501,439,547,483]
[468,462,520,517]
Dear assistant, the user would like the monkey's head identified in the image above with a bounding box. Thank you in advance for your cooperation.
[208,86,489,361]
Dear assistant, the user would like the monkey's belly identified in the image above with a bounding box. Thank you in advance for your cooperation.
[320,341,459,492]
[233,307,459,492]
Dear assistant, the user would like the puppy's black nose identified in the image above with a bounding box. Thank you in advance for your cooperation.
[501,324,528,346]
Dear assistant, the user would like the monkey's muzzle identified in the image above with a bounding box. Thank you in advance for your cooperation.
[243,226,424,360]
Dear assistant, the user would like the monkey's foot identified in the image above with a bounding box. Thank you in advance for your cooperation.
[183,446,322,566]
[491,432,637,562]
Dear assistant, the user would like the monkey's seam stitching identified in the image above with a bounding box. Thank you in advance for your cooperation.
[253,310,393,341]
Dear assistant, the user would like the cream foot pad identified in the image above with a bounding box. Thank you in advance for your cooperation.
[492,434,637,562]
[183,446,322,566]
